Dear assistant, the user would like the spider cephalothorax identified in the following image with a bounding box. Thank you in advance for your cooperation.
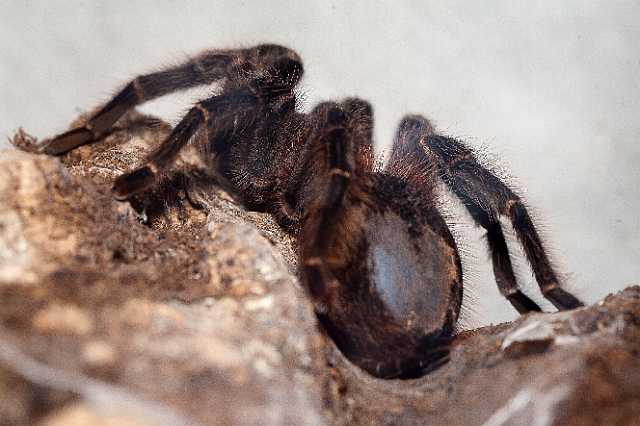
[43,43,583,379]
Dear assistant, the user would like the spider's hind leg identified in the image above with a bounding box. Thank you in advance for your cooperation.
[390,115,582,312]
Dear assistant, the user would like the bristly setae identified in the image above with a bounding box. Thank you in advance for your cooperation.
[42,44,583,379]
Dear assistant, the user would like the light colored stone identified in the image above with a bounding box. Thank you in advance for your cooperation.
[82,341,117,368]
[39,403,151,426]
[32,303,94,336]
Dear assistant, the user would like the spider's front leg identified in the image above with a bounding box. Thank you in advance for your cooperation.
[42,49,238,155]
[111,90,258,199]
[42,44,302,155]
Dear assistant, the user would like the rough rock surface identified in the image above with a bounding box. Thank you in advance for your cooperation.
[1,112,639,425]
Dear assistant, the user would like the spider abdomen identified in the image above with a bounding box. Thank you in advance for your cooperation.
[365,212,459,335]
[319,180,462,378]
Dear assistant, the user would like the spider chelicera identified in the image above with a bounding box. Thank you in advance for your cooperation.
[42,44,583,379]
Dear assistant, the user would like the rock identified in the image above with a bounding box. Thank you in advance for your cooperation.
[500,320,555,358]
[332,286,640,426]
[38,403,151,426]
[32,304,95,336]
[1,114,639,426]
[1,117,328,426]
[81,340,117,371]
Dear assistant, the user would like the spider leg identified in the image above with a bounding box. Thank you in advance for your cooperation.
[112,90,258,200]
[42,49,240,155]
[386,118,536,312]
[343,98,375,172]
[386,117,539,313]
[43,44,303,155]
[300,102,356,306]
[389,115,582,312]
[273,97,375,233]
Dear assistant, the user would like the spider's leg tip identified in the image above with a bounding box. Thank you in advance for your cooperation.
[545,287,585,311]
[42,128,94,155]
[112,166,156,200]
[507,291,543,314]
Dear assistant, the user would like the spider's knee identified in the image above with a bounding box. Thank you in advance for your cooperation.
[343,98,373,118]
[312,102,348,127]
[504,197,528,222]
[251,44,304,84]
[397,115,435,140]
[254,43,300,61]
[387,115,436,167]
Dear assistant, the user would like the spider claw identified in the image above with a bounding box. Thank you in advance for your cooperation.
[392,349,450,379]
[420,351,450,374]
[507,291,543,314]
[545,287,585,311]
[112,166,156,200]
[42,128,94,155]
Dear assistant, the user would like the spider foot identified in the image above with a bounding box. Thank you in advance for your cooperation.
[41,127,95,155]
[394,347,450,379]
[507,291,543,314]
[417,349,450,375]
[112,166,156,200]
[545,287,585,311]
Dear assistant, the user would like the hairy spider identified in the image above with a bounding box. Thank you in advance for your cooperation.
[42,44,583,379]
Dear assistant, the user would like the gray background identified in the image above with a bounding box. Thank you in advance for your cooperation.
[1,1,638,326]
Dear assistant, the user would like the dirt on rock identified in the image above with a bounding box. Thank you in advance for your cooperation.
[1,112,639,425]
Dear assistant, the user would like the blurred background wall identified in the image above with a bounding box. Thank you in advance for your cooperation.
[1,1,638,326]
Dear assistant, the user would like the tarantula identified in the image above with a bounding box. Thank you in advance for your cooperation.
[43,44,583,379]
